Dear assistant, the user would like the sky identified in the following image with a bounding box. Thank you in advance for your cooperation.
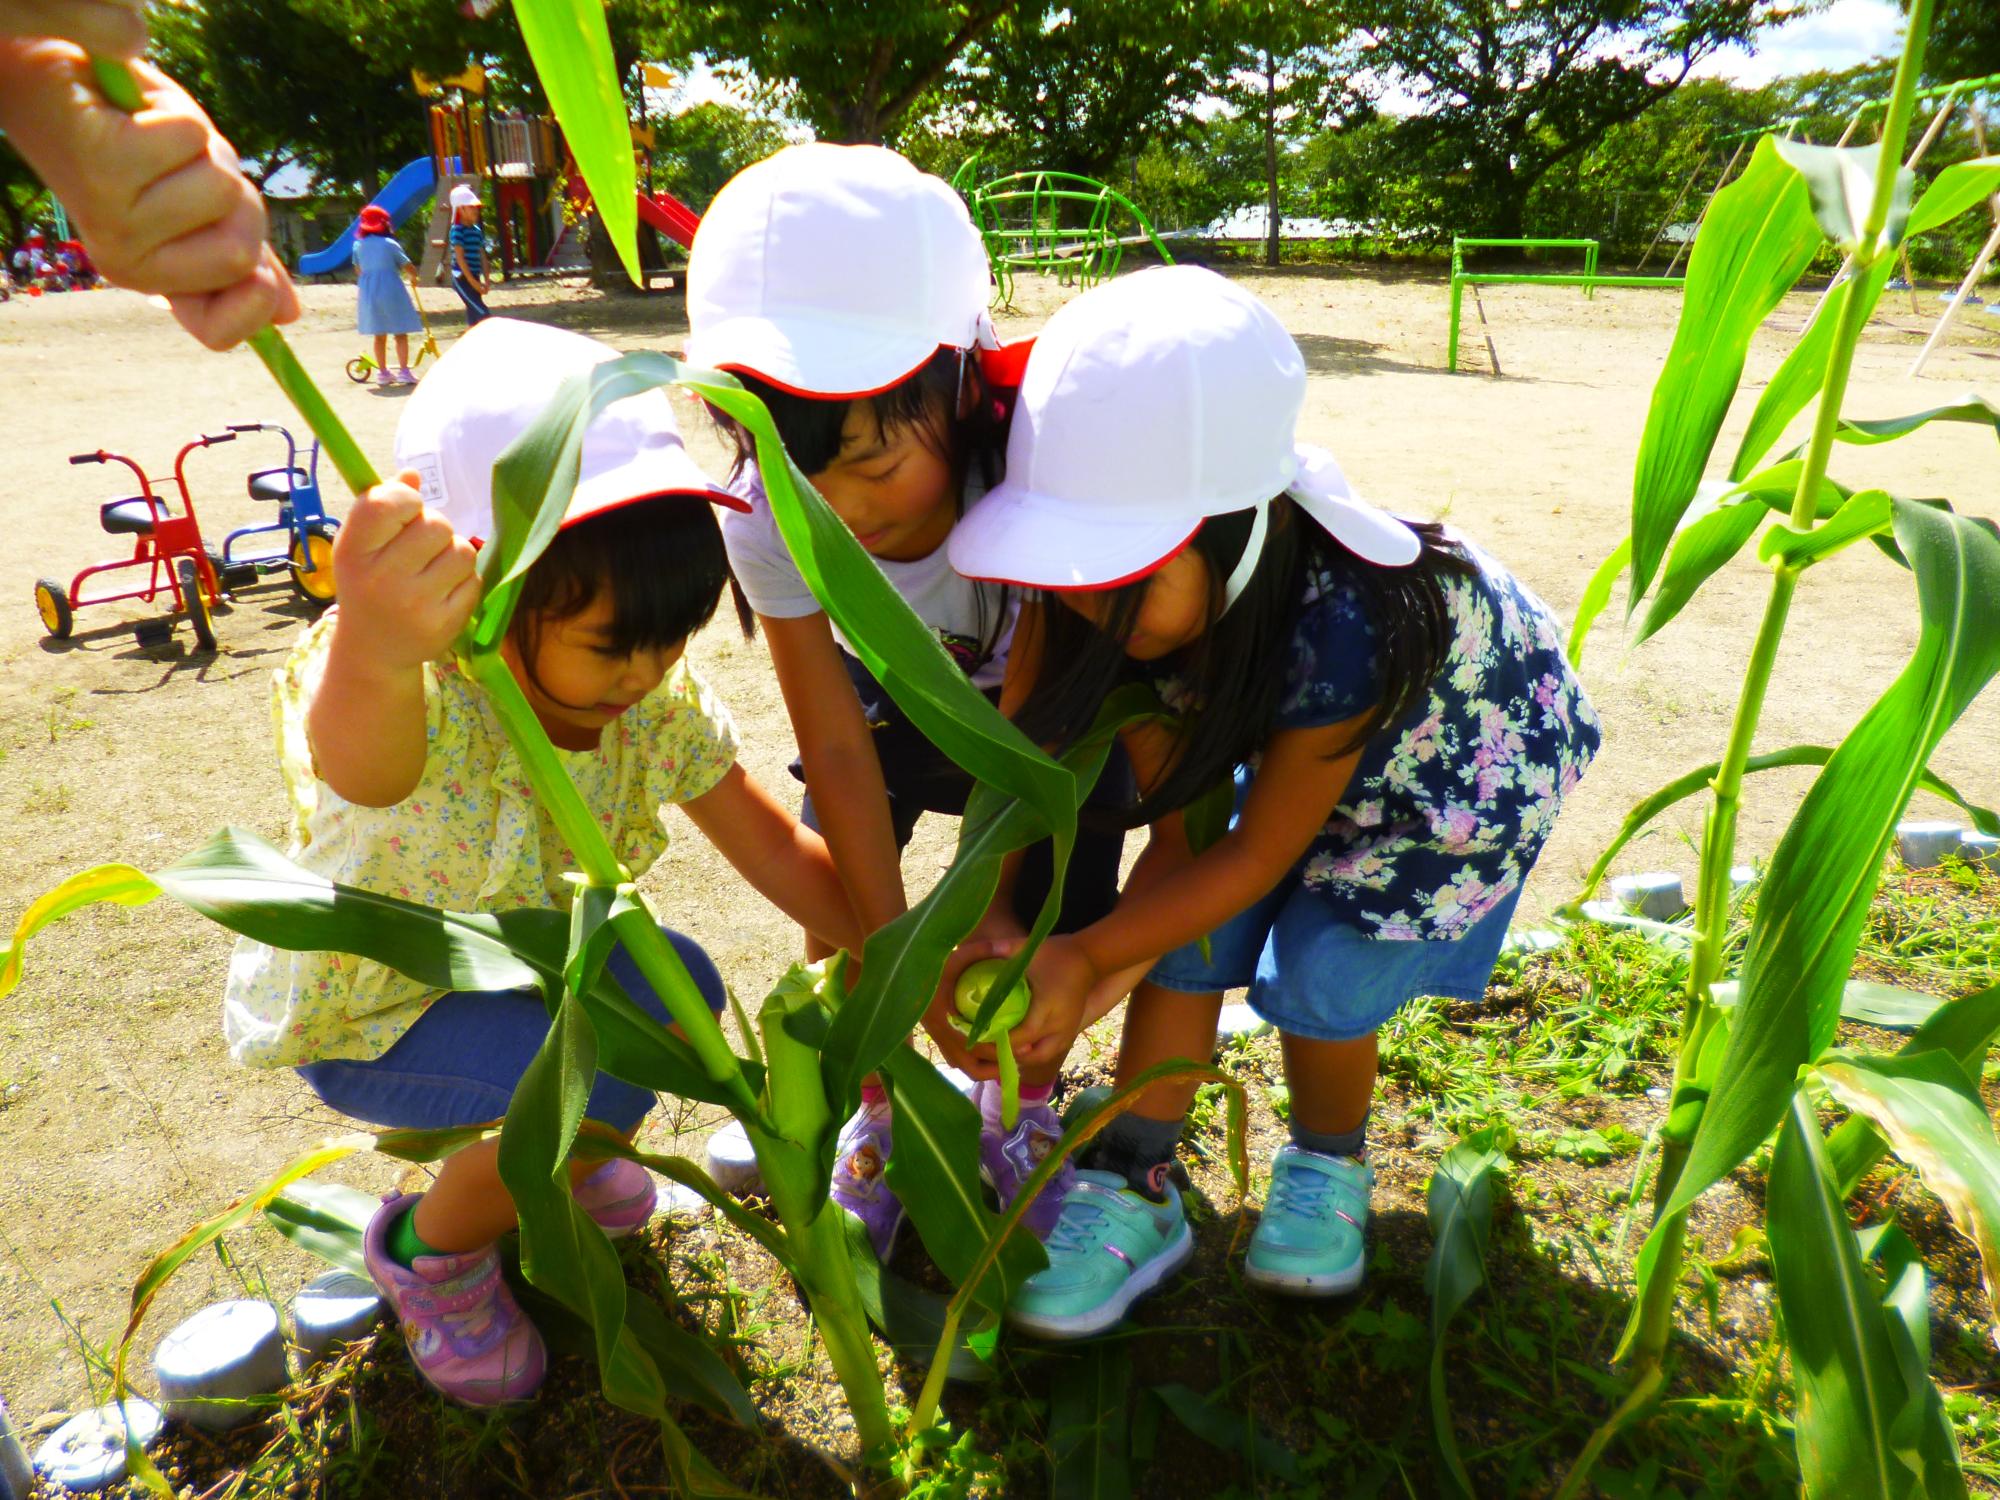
[1693,0,1905,87]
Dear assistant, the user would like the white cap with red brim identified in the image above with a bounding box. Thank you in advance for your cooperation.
[947,265,1421,594]
[684,143,995,398]
[392,318,744,544]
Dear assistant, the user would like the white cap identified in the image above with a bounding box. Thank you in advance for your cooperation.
[948,266,1421,591]
[392,318,744,544]
[684,143,992,397]
[449,183,481,210]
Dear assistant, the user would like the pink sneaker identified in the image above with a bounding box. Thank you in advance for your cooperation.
[395,366,418,385]
[572,1158,657,1238]
[362,1194,546,1407]
[976,1079,1076,1241]
[374,368,394,387]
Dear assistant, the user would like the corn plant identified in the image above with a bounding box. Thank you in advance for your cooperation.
[2,15,1252,1492]
[1553,3,2000,1492]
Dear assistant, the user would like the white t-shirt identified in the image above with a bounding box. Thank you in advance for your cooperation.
[723,468,1016,690]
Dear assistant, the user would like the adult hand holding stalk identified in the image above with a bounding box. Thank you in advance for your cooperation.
[0,9,300,350]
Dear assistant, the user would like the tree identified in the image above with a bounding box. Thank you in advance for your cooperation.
[0,135,53,250]
[649,101,788,212]
[656,0,1035,144]
[1354,0,1788,239]
[1926,0,2000,85]
[949,0,1225,180]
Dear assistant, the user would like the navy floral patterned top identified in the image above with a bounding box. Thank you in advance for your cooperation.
[1150,535,1601,941]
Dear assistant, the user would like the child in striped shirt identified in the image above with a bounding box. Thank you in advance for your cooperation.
[447,182,490,326]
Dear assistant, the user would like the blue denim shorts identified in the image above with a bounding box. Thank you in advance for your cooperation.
[1147,880,1524,1043]
[296,927,725,1134]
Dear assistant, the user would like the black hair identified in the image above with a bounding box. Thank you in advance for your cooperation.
[508,494,752,705]
[709,346,1013,671]
[1017,496,1478,822]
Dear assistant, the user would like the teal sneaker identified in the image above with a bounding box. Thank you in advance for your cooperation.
[1007,1170,1192,1339]
[1245,1145,1371,1296]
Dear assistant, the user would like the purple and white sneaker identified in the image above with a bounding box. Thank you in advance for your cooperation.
[830,1101,904,1262]
[976,1079,1076,1241]
[571,1158,657,1239]
[362,1194,546,1407]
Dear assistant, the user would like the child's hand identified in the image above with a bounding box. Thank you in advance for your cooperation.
[1008,936,1100,1070]
[0,41,300,349]
[0,0,145,54]
[922,914,1031,1074]
[328,474,482,672]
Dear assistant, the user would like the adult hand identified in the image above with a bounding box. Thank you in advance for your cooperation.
[0,41,300,349]
[328,473,481,673]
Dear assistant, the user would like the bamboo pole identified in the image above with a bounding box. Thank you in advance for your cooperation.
[1909,106,2000,378]
[1662,142,1745,278]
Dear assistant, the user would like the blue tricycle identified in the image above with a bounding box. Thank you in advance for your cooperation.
[214,421,339,606]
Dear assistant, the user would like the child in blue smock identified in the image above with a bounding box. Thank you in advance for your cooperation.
[353,203,422,385]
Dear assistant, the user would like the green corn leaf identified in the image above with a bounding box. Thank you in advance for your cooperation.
[1733,157,2000,480]
[1761,489,1895,569]
[261,1180,379,1277]
[1566,537,1630,666]
[1768,1091,1950,1499]
[1772,141,1914,255]
[1710,979,1944,1032]
[1831,981,2000,1194]
[1050,1341,1134,1499]
[1147,1383,1302,1482]
[1815,395,2000,454]
[1565,746,1996,912]
[1632,480,1771,646]
[1860,1224,1971,1499]
[1652,500,2000,1244]
[1425,1131,1510,1499]
[0,861,160,998]
[509,0,639,285]
[1819,1049,2000,1324]
[879,1043,1047,1317]
[840,1212,996,1383]
[1629,136,1824,607]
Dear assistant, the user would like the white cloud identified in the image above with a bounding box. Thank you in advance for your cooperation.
[1693,0,1904,87]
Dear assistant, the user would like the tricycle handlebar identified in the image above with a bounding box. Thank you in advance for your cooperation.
[69,451,104,465]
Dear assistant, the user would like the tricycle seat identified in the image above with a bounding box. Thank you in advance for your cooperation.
[248,467,308,503]
[100,497,163,535]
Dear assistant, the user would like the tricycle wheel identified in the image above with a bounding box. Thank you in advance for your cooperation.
[290,528,338,605]
[34,578,73,638]
[177,558,217,652]
[345,356,372,384]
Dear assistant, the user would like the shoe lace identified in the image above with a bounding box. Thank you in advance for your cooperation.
[1269,1159,1351,1224]
[1044,1181,1122,1256]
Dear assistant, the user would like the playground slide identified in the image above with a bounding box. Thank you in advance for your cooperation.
[635,190,700,248]
[296,157,439,276]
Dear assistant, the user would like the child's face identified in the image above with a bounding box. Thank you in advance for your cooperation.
[455,204,480,224]
[504,591,685,748]
[808,400,957,563]
[1059,548,1211,661]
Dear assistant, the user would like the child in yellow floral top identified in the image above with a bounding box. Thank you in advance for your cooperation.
[224,319,858,1409]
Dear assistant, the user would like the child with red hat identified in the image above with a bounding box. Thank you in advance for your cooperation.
[354,202,424,385]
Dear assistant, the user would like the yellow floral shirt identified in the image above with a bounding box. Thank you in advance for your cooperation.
[223,615,738,1067]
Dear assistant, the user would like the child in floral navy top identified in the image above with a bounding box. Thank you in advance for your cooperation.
[941,267,1599,1338]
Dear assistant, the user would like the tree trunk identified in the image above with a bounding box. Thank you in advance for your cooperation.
[1264,50,1280,269]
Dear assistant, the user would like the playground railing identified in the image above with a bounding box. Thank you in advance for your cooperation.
[1446,236,1686,372]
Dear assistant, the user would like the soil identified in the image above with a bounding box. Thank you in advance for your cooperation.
[0,262,1996,1449]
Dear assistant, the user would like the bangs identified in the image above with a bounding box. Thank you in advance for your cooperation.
[512,496,735,656]
[723,348,963,476]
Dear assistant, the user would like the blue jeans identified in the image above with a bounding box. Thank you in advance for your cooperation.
[297,927,724,1134]
[450,270,490,326]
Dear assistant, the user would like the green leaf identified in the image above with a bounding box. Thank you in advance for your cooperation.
[1767,1092,1946,1499]
[1831,981,2000,1193]
[1772,141,1913,255]
[1632,481,1770,646]
[1710,979,1944,1032]
[1821,396,2000,454]
[1425,1132,1510,1499]
[1566,745,1997,912]
[1760,489,1894,569]
[1148,1383,1302,1482]
[840,1213,995,1384]
[1629,136,1824,607]
[1050,1342,1133,1499]
[1732,158,2000,480]
[1819,1049,2000,1324]
[509,0,638,285]
[1566,537,1630,666]
[1,861,160,998]
[878,1042,1046,1317]
[1653,501,2000,1236]
[1862,1225,1971,1500]
[1182,774,1236,857]
[260,1180,378,1277]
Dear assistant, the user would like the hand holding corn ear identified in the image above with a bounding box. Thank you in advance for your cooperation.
[950,960,1032,1127]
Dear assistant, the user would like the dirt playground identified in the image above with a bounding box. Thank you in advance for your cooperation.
[0,262,1995,1428]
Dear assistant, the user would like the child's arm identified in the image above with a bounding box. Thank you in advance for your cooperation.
[762,611,910,939]
[308,473,482,807]
[1005,712,1373,1069]
[0,32,299,349]
[678,763,861,955]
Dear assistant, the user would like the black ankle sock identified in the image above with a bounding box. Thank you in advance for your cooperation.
[1084,1113,1182,1202]
[1291,1112,1368,1160]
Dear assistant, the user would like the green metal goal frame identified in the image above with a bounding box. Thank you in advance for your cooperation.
[1447,236,1686,372]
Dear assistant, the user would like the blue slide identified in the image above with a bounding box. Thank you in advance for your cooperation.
[297,157,448,276]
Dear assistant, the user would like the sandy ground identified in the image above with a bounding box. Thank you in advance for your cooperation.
[0,265,1995,1424]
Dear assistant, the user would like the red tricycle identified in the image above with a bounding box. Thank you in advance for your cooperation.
[33,431,240,651]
